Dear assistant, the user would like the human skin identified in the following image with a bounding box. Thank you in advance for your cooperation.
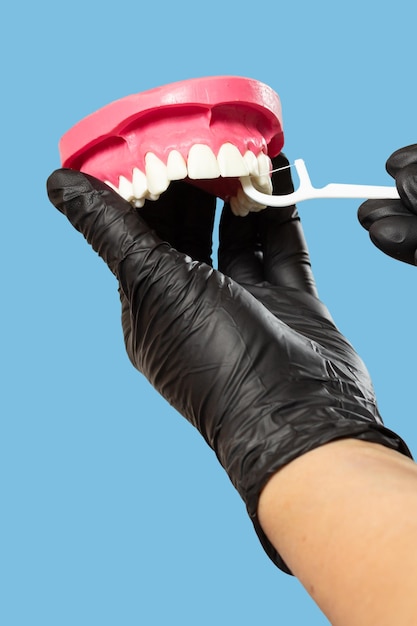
[258,438,417,625]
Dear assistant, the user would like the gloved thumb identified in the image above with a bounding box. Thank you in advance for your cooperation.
[47,169,159,276]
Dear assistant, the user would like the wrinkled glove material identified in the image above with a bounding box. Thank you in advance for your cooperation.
[48,168,411,575]
[358,144,417,264]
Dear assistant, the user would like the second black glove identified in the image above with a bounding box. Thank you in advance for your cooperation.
[358,144,417,265]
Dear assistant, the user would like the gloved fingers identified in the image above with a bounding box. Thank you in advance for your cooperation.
[217,204,264,284]
[358,148,417,264]
[138,182,178,246]
[395,163,417,214]
[172,182,217,266]
[385,146,417,212]
[358,198,417,265]
[369,216,417,265]
[139,180,217,265]
[386,144,417,178]
[47,168,161,276]
[358,198,412,230]
[217,154,295,283]
[258,154,318,295]
[259,209,318,294]
[218,153,318,294]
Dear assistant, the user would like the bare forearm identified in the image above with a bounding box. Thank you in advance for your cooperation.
[258,439,417,626]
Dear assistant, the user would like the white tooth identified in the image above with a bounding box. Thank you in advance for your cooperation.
[252,174,273,195]
[118,175,134,201]
[145,192,161,201]
[249,202,267,213]
[217,143,249,177]
[145,153,170,195]
[132,167,148,199]
[243,150,260,176]
[187,144,220,179]
[257,152,272,176]
[253,153,273,195]
[231,191,252,217]
[230,196,248,217]
[235,193,252,216]
[231,188,266,217]
[167,150,188,180]
[134,198,145,208]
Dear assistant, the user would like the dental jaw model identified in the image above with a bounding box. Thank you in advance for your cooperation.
[59,76,284,217]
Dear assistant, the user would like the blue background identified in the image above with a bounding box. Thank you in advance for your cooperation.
[2,1,416,624]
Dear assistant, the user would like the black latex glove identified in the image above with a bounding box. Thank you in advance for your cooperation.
[47,155,411,575]
[138,179,216,266]
[358,144,417,264]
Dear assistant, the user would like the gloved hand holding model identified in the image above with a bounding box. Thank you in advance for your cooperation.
[358,144,417,264]
[47,154,410,575]
[46,76,417,623]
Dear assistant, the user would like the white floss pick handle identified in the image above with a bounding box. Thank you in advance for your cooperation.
[240,159,400,207]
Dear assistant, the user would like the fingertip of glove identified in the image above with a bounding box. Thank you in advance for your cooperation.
[46,169,95,211]
[369,217,417,265]
[46,169,120,217]
[395,164,417,213]
[386,144,417,177]
[357,199,383,230]
[47,168,94,191]
[357,199,411,231]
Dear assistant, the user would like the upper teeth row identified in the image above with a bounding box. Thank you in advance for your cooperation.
[105,142,273,208]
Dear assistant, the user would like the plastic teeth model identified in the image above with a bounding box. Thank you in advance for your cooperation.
[59,76,284,217]
[104,147,273,216]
